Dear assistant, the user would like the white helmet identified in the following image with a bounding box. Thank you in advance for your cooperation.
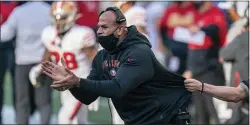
[50,1,79,34]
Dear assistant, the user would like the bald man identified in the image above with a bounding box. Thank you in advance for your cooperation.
[41,7,191,125]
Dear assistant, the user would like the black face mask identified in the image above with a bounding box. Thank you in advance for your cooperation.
[97,26,120,52]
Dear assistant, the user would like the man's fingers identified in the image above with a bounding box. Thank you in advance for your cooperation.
[42,71,53,79]
[184,79,196,84]
[41,65,53,74]
[42,61,56,69]
[61,58,67,68]
[65,68,72,74]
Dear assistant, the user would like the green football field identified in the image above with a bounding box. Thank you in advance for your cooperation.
[3,72,112,124]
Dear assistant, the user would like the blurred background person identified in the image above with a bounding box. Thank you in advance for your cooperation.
[76,1,100,31]
[0,1,52,124]
[145,1,169,66]
[114,1,147,36]
[219,5,249,124]
[218,1,249,87]
[160,1,197,75]
[30,1,99,124]
[0,1,18,124]
[183,1,228,124]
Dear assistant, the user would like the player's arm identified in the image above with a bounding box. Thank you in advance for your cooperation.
[76,47,154,99]
[29,28,51,87]
[184,79,248,102]
[168,13,194,28]
[80,27,98,63]
[81,45,98,63]
[42,48,51,62]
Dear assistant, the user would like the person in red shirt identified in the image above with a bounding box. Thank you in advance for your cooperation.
[75,1,99,29]
[0,1,17,124]
[183,1,228,124]
[160,2,198,75]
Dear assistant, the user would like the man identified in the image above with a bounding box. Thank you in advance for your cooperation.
[0,1,52,124]
[146,1,168,66]
[218,1,249,87]
[41,7,191,125]
[160,1,197,74]
[28,1,99,124]
[0,1,17,124]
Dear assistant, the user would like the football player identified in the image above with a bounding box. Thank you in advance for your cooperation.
[29,1,100,124]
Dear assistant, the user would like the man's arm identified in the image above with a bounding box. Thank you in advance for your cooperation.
[77,47,154,99]
[0,8,17,42]
[203,83,245,102]
[184,79,247,102]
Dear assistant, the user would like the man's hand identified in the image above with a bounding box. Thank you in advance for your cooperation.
[50,68,81,91]
[183,70,192,79]
[41,61,68,81]
[184,79,202,92]
[41,59,81,91]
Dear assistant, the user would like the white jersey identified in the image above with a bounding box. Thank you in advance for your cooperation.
[124,6,146,27]
[42,25,96,78]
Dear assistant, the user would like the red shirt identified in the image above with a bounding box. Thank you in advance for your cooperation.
[75,1,99,28]
[188,6,228,49]
[160,3,198,38]
[0,1,17,25]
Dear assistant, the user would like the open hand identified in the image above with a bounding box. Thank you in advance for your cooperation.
[41,61,68,81]
[50,68,80,91]
[41,59,80,91]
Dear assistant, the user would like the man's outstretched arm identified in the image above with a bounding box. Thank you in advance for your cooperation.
[184,79,248,102]
[76,47,154,99]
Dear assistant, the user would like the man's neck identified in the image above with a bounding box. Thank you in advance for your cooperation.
[117,29,128,46]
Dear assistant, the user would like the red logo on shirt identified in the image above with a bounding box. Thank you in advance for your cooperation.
[127,58,134,62]
[110,69,116,76]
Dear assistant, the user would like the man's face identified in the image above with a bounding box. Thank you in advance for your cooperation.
[97,11,119,37]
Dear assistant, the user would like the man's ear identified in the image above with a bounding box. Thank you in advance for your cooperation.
[117,25,125,36]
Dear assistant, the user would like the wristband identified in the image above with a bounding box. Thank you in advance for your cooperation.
[200,82,204,93]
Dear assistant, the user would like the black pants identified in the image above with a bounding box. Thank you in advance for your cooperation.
[15,64,52,124]
[0,48,15,124]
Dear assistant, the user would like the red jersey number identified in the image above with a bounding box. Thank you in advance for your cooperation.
[50,51,78,70]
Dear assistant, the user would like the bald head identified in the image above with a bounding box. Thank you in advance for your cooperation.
[99,11,118,25]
